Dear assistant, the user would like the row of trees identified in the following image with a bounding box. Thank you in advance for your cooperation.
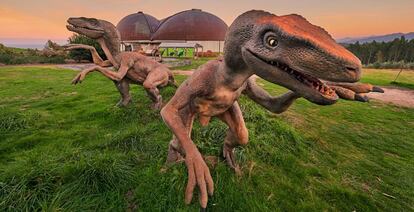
[345,37,414,67]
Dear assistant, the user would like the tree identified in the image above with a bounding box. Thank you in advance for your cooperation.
[344,37,414,67]
[376,50,384,63]
[67,34,106,62]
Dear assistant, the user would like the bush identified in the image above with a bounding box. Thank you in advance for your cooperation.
[67,34,106,62]
[0,43,67,65]
[195,50,220,57]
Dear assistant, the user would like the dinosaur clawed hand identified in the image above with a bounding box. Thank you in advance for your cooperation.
[71,70,88,84]
[328,82,384,102]
[184,150,214,209]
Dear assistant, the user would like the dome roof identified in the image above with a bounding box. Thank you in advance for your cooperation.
[116,11,160,41]
[151,9,228,41]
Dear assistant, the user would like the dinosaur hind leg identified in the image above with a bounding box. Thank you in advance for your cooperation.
[166,107,195,164]
[143,71,169,110]
[114,79,132,107]
[217,101,248,175]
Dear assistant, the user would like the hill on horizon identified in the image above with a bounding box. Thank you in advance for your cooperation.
[337,32,414,44]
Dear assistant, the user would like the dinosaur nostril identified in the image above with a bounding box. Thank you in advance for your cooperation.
[345,66,357,72]
[345,65,361,81]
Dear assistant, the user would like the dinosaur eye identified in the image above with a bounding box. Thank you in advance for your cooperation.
[267,37,278,47]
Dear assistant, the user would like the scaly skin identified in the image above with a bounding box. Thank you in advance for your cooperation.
[160,10,384,209]
[65,17,177,109]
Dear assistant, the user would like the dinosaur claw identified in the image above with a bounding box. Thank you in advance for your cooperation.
[372,86,384,93]
[355,94,369,102]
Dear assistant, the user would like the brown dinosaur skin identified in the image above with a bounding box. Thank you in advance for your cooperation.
[160,10,383,209]
[65,17,177,109]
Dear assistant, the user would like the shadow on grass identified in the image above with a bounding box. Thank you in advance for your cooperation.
[390,81,414,90]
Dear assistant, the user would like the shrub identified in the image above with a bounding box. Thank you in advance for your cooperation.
[195,50,220,57]
[0,43,67,65]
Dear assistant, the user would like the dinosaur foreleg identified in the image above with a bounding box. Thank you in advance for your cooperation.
[244,77,301,113]
[327,82,384,102]
[64,44,112,67]
[72,64,129,84]
[327,82,384,94]
[113,79,132,107]
[217,101,248,175]
[142,71,169,110]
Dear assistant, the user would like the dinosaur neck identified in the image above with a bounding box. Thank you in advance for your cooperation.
[218,61,253,90]
[220,29,253,89]
[96,21,122,66]
[97,38,118,66]
[103,35,120,57]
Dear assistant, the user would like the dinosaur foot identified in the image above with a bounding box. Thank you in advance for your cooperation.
[373,86,385,93]
[223,145,241,176]
[355,94,369,102]
[116,98,132,107]
[151,101,163,110]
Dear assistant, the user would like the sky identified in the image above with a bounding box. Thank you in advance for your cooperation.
[1,0,413,46]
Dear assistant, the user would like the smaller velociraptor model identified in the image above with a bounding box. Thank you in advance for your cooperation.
[65,17,176,109]
[160,10,384,209]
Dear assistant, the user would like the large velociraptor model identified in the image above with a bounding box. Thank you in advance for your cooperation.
[66,17,176,109]
[161,10,383,209]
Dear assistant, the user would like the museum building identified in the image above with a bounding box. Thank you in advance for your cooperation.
[116,9,228,53]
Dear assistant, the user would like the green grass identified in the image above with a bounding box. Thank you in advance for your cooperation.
[171,57,216,71]
[361,69,414,89]
[0,66,413,211]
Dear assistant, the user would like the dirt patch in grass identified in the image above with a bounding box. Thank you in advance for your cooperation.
[367,86,414,108]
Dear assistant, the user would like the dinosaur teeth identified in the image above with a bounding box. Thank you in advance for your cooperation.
[262,57,335,97]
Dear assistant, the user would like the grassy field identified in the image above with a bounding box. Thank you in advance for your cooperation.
[0,65,413,211]
[361,68,414,89]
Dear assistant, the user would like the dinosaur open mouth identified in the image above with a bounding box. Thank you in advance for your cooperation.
[67,24,100,32]
[247,49,336,97]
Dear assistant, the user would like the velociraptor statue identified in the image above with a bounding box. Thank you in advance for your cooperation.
[65,17,176,109]
[160,10,384,209]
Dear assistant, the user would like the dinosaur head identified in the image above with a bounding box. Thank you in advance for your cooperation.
[224,10,362,105]
[67,17,120,55]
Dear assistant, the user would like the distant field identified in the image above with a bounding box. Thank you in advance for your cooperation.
[0,65,413,211]
[361,68,414,89]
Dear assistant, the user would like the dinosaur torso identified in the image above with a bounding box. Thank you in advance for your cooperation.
[114,52,170,85]
[182,60,247,117]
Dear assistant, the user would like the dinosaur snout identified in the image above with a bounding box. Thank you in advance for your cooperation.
[344,64,361,81]
[344,57,362,82]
